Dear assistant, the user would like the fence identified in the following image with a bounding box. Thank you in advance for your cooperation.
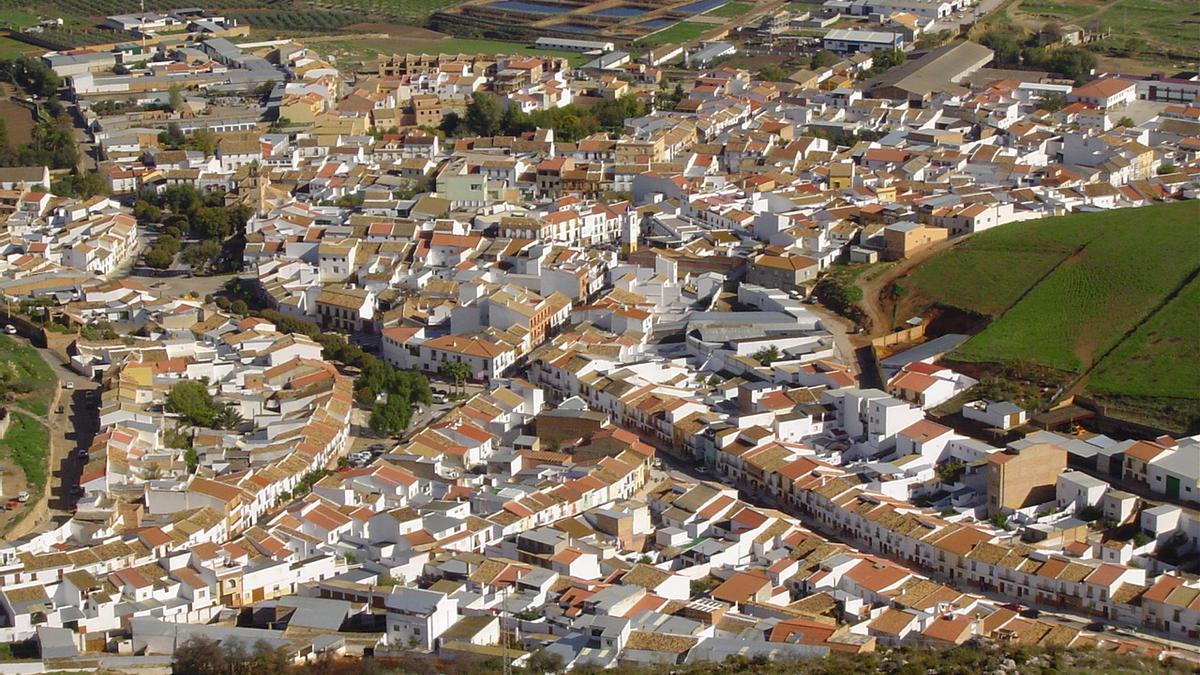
[870,324,925,349]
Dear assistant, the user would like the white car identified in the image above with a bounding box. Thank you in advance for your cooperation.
[3,325,14,335]
[64,381,75,390]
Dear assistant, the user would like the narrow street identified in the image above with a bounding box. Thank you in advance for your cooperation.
[4,335,98,538]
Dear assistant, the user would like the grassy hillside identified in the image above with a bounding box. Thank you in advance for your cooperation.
[1089,275,1200,400]
[892,201,1200,430]
[953,202,1199,372]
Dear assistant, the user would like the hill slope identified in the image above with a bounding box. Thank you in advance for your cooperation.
[889,201,1200,430]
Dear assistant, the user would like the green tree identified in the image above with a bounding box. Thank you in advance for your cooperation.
[1041,92,1065,112]
[810,49,838,68]
[1116,116,1135,128]
[439,360,470,397]
[439,110,462,136]
[752,345,781,366]
[165,380,220,427]
[159,122,185,148]
[168,84,183,113]
[143,235,180,269]
[464,92,503,137]
[179,239,221,269]
[171,635,226,675]
[1157,163,1176,175]
[756,65,786,82]
[51,170,108,199]
[188,128,217,156]
[213,403,244,430]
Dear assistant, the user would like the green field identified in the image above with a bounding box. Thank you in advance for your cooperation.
[1015,0,1094,19]
[896,202,1200,429]
[321,0,464,24]
[705,1,755,17]
[1098,0,1200,59]
[635,21,711,47]
[951,203,1199,373]
[2,412,48,492]
[900,209,1117,316]
[1089,276,1200,400]
[313,36,586,66]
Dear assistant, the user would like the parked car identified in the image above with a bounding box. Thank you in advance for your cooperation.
[64,381,75,390]
[431,392,447,404]
[3,325,15,335]
[16,491,28,502]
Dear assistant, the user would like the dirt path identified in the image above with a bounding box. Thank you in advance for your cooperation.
[856,237,970,338]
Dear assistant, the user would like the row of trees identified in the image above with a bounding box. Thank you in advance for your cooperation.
[159,123,219,156]
[978,25,1098,84]
[452,92,648,143]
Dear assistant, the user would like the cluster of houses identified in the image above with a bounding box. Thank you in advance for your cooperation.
[0,18,1194,669]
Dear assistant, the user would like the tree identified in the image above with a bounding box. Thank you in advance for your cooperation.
[369,395,408,436]
[172,636,226,675]
[1157,163,1176,175]
[810,49,838,69]
[51,170,107,199]
[213,403,244,430]
[179,239,221,269]
[1041,92,1065,112]
[756,65,787,82]
[168,84,183,113]
[159,122,185,148]
[1116,116,1135,128]
[439,111,462,136]
[143,235,180,269]
[191,207,234,240]
[752,345,781,366]
[439,360,470,397]
[464,92,502,137]
[188,128,217,156]
[184,447,199,473]
[165,380,220,427]
[526,649,565,674]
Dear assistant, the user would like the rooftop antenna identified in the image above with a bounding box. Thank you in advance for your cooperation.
[139,0,147,54]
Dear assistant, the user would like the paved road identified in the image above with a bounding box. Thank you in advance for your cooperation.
[5,336,98,536]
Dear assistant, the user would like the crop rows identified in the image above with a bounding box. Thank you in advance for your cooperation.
[225,9,361,32]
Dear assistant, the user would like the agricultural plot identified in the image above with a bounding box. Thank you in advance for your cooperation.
[951,201,1200,373]
[314,0,467,25]
[1098,0,1200,60]
[897,207,1117,316]
[225,9,362,33]
[1088,275,1200,400]
[634,20,710,46]
[704,1,755,18]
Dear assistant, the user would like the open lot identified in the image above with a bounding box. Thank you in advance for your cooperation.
[705,1,755,17]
